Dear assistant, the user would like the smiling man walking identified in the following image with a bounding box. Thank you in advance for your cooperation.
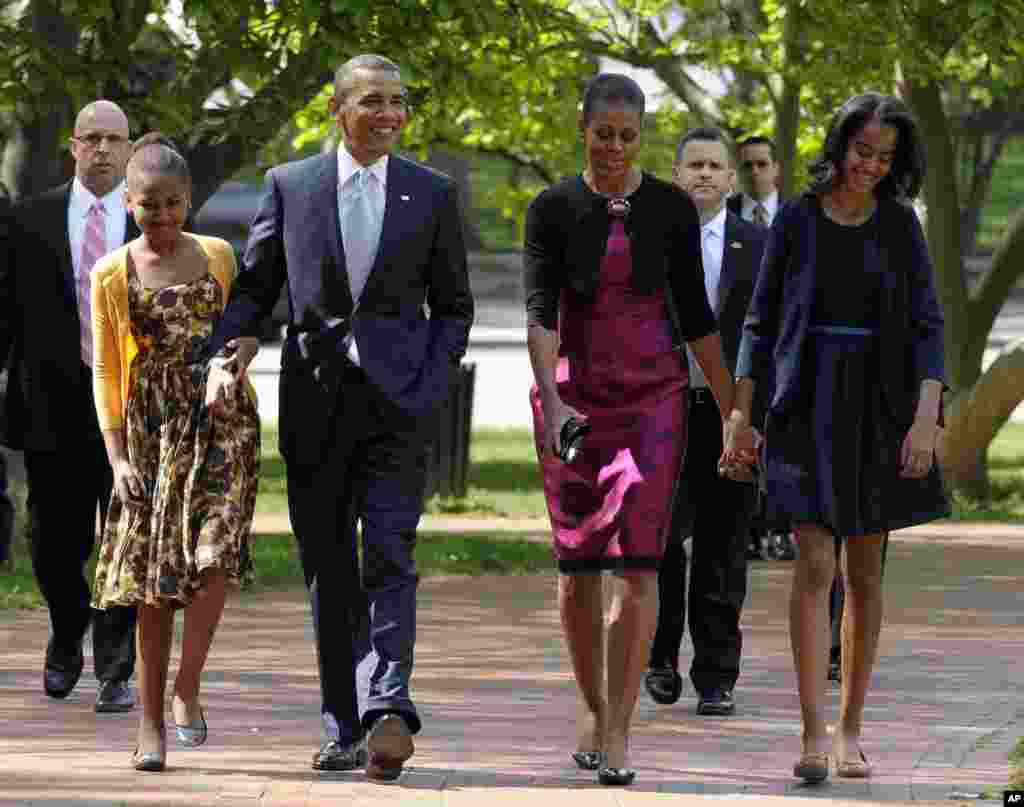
[204,54,474,780]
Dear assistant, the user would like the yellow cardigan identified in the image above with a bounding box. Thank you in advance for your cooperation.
[91,233,253,431]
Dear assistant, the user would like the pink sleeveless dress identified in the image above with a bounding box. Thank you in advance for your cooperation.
[530,217,689,572]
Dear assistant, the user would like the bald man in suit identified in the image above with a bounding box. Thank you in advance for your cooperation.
[2,101,138,710]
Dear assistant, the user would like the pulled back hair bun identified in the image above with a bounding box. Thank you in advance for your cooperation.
[127,131,190,189]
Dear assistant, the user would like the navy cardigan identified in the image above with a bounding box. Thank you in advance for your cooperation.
[735,194,945,427]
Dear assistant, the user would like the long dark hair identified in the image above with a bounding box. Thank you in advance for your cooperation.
[807,92,926,200]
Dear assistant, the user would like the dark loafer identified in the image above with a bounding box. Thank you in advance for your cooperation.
[44,641,84,699]
[643,665,683,705]
[312,739,367,771]
[598,766,636,786]
[366,714,414,782]
[571,751,603,770]
[697,688,736,716]
[96,679,135,713]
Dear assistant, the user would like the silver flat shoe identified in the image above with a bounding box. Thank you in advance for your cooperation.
[173,704,207,748]
[131,745,166,772]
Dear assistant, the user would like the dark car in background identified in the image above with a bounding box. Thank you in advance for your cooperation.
[193,181,288,341]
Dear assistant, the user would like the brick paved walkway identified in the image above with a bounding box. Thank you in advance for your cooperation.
[1,524,1021,806]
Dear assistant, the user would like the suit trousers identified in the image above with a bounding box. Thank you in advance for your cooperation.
[287,365,429,746]
[650,390,752,694]
[23,366,136,681]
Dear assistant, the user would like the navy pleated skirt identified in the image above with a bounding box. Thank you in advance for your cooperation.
[762,327,950,539]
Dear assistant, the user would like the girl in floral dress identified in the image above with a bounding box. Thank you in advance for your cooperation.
[91,133,260,771]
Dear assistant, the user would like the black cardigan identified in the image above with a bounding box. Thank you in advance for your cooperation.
[523,173,717,346]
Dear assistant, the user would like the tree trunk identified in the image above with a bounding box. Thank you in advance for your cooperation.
[0,0,79,199]
[774,0,803,198]
[904,80,973,391]
[938,338,1024,500]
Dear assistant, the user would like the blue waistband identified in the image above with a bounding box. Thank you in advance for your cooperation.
[808,324,878,337]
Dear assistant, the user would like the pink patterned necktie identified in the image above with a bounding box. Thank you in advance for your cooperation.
[79,200,107,366]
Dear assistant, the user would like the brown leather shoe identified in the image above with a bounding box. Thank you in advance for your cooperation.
[366,714,414,782]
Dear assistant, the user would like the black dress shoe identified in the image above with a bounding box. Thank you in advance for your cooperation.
[312,739,367,771]
[366,714,414,782]
[96,679,135,713]
[643,664,683,705]
[571,751,602,770]
[697,688,736,716]
[44,641,84,699]
[598,766,636,786]
[773,532,797,560]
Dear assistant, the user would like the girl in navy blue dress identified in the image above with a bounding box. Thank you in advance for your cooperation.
[727,93,948,782]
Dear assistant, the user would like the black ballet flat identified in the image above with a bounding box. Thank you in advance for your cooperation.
[571,750,602,770]
[598,766,636,786]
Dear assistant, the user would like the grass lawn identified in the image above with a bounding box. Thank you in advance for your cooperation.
[4,422,1024,610]
[0,531,551,611]
[953,421,1024,521]
[1011,736,1024,790]
[257,426,546,519]
[977,139,1024,253]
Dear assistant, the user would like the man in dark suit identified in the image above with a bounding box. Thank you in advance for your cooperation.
[728,135,781,229]
[1,100,138,710]
[205,54,474,780]
[729,136,797,564]
[644,127,766,715]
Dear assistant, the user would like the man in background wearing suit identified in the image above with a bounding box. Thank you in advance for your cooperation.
[1,100,138,710]
[205,54,474,780]
[644,127,766,716]
[728,135,781,229]
[729,136,798,562]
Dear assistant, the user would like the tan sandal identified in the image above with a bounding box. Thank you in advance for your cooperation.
[793,751,830,783]
[835,747,871,779]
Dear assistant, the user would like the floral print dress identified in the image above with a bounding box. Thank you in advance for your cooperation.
[93,267,260,609]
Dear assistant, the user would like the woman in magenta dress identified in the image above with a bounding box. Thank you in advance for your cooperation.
[524,74,752,786]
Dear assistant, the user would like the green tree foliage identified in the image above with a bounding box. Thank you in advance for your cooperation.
[0,0,574,208]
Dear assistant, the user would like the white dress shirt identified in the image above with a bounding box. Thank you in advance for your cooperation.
[688,207,727,389]
[740,190,778,227]
[336,143,388,365]
[68,177,127,278]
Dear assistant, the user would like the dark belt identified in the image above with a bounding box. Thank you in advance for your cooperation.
[689,386,714,406]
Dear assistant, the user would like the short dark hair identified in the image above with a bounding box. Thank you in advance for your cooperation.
[808,92,926,199]
[334,54,401,101]
[737,136,776,160]
[127,132,190,190]
[581,73,645,127]
[674,126,733,166]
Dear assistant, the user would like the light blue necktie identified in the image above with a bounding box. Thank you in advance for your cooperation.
[340,167,382,305]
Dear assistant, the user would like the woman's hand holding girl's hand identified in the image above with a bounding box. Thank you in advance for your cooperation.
[720,411,761,481]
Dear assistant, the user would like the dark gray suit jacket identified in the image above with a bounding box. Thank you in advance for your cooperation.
[208,151,475,467]
[0,182,140,451]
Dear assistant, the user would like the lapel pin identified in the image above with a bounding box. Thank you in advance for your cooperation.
[730,241,742,249]
[400,194,411,201]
